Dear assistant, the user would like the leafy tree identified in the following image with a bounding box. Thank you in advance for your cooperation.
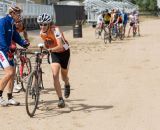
[132,0,157,11]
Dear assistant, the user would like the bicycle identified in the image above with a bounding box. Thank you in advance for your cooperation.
[14,48,32,92]
[25,43,50,117]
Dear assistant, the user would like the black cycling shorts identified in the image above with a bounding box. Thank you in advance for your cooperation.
[51,49,70,69]
[104,21,110,25]
[130,22,135,27]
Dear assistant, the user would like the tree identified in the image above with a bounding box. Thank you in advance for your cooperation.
[131,0,158,11]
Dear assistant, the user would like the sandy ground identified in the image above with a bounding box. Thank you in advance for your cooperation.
[1,17,160,130]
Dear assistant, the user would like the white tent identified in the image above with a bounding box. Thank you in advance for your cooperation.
[158,0,160,8]
[84,0,138,24]
[57,1,83,6]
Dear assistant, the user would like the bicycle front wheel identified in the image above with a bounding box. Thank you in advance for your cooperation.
[25,71,39,117]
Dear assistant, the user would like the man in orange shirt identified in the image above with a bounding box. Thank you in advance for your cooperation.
[37,13,70,108]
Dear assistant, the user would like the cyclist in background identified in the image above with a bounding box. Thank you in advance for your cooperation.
[103,9,111,26]
[134,10,140,36]
[110,9,116,24]
[0,5,30,106]
[110,9,119,34]
[37,13,71,108]
[127,11,136,37]
[115,10,123,32]
[122,9,128,37]
[96,11,104,36]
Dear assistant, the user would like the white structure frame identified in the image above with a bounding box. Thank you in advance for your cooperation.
[84,0,138,24]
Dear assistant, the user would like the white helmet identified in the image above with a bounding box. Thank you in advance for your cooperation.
[37,13,52,24]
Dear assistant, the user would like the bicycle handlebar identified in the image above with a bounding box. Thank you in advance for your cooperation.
[26,49,50,64]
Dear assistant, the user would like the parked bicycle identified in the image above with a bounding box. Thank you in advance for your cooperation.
[14,48,32,92]
[25,43,50,117]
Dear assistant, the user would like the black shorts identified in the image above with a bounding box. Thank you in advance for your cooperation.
[51,49,70,69]
[130,22,135,27]
[104,21,110,25]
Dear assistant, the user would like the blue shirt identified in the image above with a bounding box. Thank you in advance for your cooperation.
[0,15,25,52]
[122,13,128,24]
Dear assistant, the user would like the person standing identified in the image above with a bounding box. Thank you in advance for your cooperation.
[122,9,128,36]
[0,5,30,106]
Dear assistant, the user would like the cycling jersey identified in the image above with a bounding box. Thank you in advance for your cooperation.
[0,15,26,53]
[122,12,128,25]
[0,15,28,68]
[134,13,139,24]
[97,14,103,24]
[40,25,70,68]
[129,14,135,23]
[118,16,123,23]
[40,25,69,52]
[104,13,111,22]
[114,13,119,22]
[116,12,122,23]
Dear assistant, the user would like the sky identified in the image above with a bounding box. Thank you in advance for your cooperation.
[158,0,160,8]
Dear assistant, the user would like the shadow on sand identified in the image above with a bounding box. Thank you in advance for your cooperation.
[34,99,113,118]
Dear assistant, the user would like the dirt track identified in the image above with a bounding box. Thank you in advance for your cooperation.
[1,17,160,130]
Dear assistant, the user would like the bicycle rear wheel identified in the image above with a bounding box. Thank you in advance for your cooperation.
[119,30,125,40]
[20,57,32,92]
[25,71,39,117]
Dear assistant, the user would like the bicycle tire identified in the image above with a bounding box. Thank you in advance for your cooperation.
[95,28,101,39]
[25,70,40,117]
[109,35,112,43]
[21,58,32,92]
[104,32,109,44]
[111,28,117,41]
[119,32,125,40]
[119,28,125,40]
